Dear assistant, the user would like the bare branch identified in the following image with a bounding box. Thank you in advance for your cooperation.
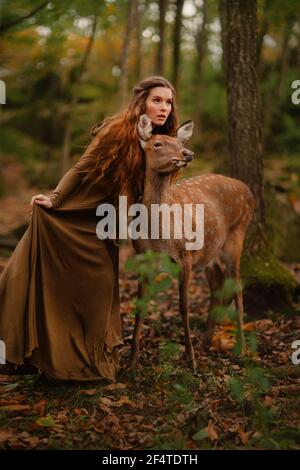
[0,0,50,34]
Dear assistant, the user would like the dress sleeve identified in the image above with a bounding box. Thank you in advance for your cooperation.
[49,136,100,209]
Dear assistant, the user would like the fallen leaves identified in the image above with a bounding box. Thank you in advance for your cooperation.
[2,383,19,391]
[0,430,41,449]
[33,399,47,416]
[212,334,235,351]
[98,395,136,411]
[35,414,56,428]
[94,413,122,436]
[237,429,250,445]
[113,396,136,408]
[99,396,112,407]
[207,420,219,441]
[0,431,16,444]
[0,375,13,382]
[80,389,97,396]
[0,404,30,412]
[103,382,127,391]
[192,420,218,443]
[0,399,22,406]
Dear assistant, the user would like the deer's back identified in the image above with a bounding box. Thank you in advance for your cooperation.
[173,173,255,229]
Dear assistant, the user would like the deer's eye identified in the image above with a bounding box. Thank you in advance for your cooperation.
[154,142,162,148]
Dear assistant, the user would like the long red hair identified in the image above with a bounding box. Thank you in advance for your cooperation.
[80,76,180,206]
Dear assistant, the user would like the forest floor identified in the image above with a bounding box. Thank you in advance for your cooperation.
[0,190,300,450]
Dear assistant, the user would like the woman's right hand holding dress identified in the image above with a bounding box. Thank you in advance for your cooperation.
[30,194,53,210]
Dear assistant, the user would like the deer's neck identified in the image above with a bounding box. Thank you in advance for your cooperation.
[142,169,172,206]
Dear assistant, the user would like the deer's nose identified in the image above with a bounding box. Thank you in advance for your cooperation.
[182,150,194,162]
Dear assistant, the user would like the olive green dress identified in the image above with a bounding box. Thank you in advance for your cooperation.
[0,134,123,382]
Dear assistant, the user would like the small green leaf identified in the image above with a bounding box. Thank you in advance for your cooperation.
[192,428,209,442]
[36,414,55,427]
[211,304,227,320]
[3,383,19,391]
[246,331,258,352]
[232,336,243,356]
[227,306,238,321]
[229,377,244,403]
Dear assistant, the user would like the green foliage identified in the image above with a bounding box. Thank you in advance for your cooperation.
[215,278,242,303]
[0,127,45,162]
[159,341,180,363]
[256,428,300,450]
[125,250,180,318]
[229,362,272,432]
[192,428,209,443]
[35,413,56,427]
[230,377,244,403]
[170,383,194,406]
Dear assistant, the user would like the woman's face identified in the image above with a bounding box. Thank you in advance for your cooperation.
[145,86,173,127]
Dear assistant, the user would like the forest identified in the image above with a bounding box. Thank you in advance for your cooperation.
[0,0,300,452]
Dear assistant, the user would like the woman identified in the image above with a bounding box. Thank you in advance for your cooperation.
[0,76,180,382]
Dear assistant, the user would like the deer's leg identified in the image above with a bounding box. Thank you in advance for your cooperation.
[179,261,196,371]
[222,228,246,354]
[203,262,226,349]
[128,282,145,369]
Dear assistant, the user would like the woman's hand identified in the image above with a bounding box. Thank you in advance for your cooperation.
[30,194,53,211]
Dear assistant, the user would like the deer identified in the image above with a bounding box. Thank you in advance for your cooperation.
[128,114,255,371]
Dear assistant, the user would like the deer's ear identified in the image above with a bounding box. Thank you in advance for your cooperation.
[138,114,153,146]
[176,120,194,144]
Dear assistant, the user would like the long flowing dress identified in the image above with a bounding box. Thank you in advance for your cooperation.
[0,134,123,382]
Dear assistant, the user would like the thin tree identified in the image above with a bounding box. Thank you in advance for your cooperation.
[172,0,184,93]
[61,16,98,175]
[193,0,207,140]
[119,0,138,107]
[155,0,169,75]
[257,0,272,70]
[134,0,144,81]
[298,9,300,68]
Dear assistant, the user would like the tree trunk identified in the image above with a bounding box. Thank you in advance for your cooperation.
[172,0,185,94]
[119,0,138,107]
[298,9,300,68]
[220,0,296,316]
[61,16,98,175]
[220,0,265,228]
[155,0,169,75]
[192,0,207,141]
[134,0,144,81]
